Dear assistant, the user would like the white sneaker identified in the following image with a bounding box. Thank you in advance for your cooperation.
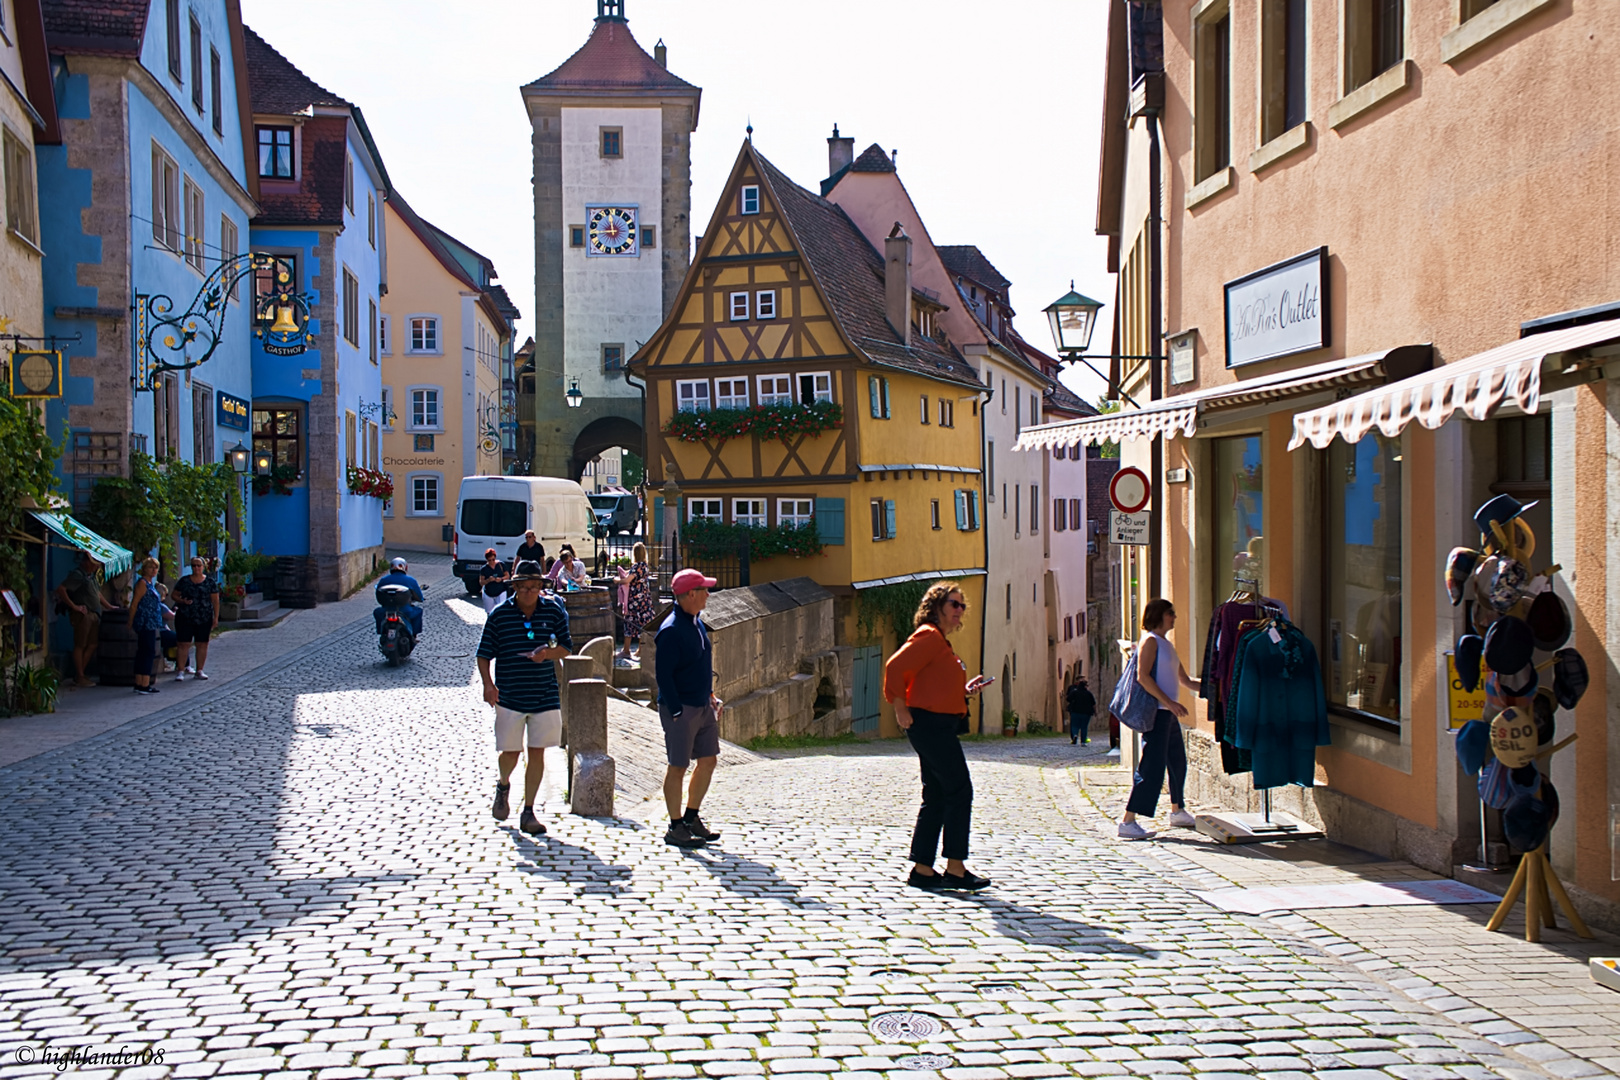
[194,671,209,680]
[185,665,195,674]
[1105,747,1122,758]
[174,672,187,682]
[1167,809,1197,828]
[1118,819,1157,841]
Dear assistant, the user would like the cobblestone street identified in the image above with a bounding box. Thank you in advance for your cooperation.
[1,588,1616,1080]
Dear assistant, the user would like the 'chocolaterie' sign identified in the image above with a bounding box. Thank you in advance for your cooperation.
[1224,247,1329,367]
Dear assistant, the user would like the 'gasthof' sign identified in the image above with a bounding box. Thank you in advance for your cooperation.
[1224,247,1329,367]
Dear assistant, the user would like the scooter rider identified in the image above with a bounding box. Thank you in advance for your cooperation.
[374,557,424,637]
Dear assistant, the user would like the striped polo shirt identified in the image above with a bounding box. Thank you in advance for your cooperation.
[476,595,573,712]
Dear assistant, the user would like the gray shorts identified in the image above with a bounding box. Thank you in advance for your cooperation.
[660,702,720,769]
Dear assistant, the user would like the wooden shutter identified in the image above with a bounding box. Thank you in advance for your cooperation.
[955,490,967,530]
[883,500,896,539]
[814,497,844,545]
[969,490,981,529]
[868,376,879,417]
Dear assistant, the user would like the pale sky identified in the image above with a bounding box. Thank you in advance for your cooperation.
[239,0,1115,405]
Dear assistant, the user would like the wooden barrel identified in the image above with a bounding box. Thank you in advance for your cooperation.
[95,612,158,686]
[275,556,317,609]
[558,587,615,643]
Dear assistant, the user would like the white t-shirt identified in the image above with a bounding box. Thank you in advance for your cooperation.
[1143,630,1180,705]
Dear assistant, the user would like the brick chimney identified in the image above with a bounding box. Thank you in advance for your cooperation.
[885,222,912,347]
[828,124,854,176]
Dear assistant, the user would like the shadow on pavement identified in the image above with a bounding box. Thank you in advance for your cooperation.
[679,845,830,909]
[953,891,1158,954]
[507,829,632,895]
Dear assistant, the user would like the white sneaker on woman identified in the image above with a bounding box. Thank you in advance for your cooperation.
[1118,820,1157,841]
[1167,809,1197,828]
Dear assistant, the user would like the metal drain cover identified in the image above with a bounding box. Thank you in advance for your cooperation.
[896,1055,952,1071]
[869,1011,942,1042]
[870,967,914,978]
[975,981,1021,996]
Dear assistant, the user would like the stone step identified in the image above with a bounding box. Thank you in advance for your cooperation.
[223,601,292,631]
[611,659,646,689]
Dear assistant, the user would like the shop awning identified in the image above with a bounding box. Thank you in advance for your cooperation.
[1014,346,1431,451]
[28,511,133,576]
[1290,318,1620,449]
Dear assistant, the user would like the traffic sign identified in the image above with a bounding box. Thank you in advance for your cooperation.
[1110,510,1151,545]
[1110,466,1151,514]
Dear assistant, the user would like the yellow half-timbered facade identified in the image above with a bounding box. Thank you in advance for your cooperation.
[631,141,991,734]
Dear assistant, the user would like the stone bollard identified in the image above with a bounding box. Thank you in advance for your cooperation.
[566,677,614,817]
[561,655,594,778]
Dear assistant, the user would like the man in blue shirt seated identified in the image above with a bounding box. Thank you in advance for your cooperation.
[374,556,424,637]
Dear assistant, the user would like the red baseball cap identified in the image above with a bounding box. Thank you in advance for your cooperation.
[671,568,717,595]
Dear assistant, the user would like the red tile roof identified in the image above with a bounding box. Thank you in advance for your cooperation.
[243,24,350,114]
[253,115,346,227]
[524,17,697,93]
[850,143,896,174]
[937,245,1011,293]
[39,0,148,55]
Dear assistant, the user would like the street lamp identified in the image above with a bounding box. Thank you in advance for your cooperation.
[227,442,250,475]
[1044,282,1103,355]
[565,378,583,409]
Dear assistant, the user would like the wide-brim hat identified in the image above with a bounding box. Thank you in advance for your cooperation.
[1446,547,1482,607]
[1503,792,1552,853]
[1455,719,1490,776]
[510,560,545,580]
[1455,635,1484,693]
[1526,589,1571,652]
[1484,615,1534,674]
[1475,493,1538,536]
[1553,648,1588,710]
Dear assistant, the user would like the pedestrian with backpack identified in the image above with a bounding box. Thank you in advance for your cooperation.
[1117,598,1201,840]
[1065,673,1096,745]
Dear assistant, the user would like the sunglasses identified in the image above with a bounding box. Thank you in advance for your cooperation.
[945,599,967,610]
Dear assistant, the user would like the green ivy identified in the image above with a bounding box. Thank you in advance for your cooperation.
[683,516,823,560]
[665,400,843,446]
[856,580,930,644]
[82,451,242,574]
[0,389,63,614]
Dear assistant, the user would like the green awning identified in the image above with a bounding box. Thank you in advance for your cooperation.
[28,510,134,576]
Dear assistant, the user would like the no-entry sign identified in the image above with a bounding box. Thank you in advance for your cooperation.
[1110,466,1151,514]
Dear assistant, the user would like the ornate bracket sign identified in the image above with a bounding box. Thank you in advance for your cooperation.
[135,253,312,391]
[480,401,501,456]
[9,349,63,398]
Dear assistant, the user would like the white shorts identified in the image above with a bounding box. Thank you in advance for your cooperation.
[493,706,562,752]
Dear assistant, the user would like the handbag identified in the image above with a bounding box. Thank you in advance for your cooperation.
[1109,648,1160,733]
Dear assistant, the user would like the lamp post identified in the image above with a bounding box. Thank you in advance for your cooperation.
[227,442,250,476]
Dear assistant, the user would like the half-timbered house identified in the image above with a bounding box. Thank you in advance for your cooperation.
[631,140,990,734]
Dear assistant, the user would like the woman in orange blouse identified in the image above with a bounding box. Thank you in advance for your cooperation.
[883,580,992,891]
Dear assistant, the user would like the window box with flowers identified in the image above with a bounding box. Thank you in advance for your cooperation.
[683,517,823,559]
[252,464,300,497]
[346,466,394,500]
[664,400,842,446]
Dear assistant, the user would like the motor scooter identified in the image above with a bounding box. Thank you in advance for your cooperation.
[376,582,424,665]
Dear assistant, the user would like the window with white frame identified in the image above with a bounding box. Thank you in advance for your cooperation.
[756,290,776,319]
[868,375,890,418]
[920,394,930,424]
[378,314,390,354]
[408,316,439,353]
[870,498,896,541]
[151,145,179,250]
[757,374,792,406]
[408,473,441,516]
[740,185,760,214]
[2,128,37,245]
[408,387,441,431]
[733,498,766,527]
[342,267,359,345]
[676,379,711,412]
[778,498,812,527]
[381,386,393,429]
[180,176,204,269]
[219,215,238,299]
[729,292,749,321]
[715,377,749,410]
[688,498,723,522]
[798,372,832,405]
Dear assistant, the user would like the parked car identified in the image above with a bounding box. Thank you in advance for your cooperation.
[588,489,639,536]
[452,476,594,595]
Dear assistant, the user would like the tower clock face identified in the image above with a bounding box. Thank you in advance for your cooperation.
[587,205,638,256]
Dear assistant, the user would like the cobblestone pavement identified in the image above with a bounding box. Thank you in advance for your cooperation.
[0,592,1610,1080]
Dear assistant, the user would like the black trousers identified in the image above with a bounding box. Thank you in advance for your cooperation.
[905,708,974,864]
[1126,709,1187,816]
[1069,711,1093,742]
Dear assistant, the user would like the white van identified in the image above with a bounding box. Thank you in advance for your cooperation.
[453,476,595,595]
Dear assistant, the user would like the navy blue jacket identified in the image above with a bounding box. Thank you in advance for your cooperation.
[655,606,713,712]
[376,571,423,602]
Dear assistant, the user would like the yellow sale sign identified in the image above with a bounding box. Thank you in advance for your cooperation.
[1446,652,1485,729]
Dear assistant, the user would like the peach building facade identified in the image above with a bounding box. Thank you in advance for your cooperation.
[1050,0,1620,928]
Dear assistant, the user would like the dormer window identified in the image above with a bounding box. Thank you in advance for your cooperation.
[257,126,293,179]
[740,185,760,215]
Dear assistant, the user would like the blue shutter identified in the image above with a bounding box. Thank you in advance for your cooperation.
[969,490,981,530]
[881,378,891,418]
[868,376,879,418]
[653,497,664,537]
[815,497,844,545]
[955,490,967,530]
[884,499,896,539]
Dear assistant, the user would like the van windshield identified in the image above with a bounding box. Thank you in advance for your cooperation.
[588,495,621,510]
[461,499,526,537]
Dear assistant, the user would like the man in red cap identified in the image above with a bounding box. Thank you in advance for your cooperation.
[656,568,724,848]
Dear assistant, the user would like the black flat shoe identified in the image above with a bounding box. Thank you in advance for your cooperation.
[684,815,720,842]
[907,869,946,890]
[939,871,991,891]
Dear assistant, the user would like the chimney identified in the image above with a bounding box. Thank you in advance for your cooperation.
[885,222,913,347]
[827,124,854,176]
[654,38,667,68]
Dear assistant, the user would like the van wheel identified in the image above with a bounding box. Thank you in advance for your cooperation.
[463,578,479,597]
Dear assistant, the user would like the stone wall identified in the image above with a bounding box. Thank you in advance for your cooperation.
[639,577,851,744]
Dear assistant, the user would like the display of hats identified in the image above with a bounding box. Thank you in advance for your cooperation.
[1532,688,1557,745]
[1503,792,1553,853]
[1455,634,1484,693]
[1446,547,1482,606]
[1455,719,1491,776]
[1474,493,1539,537]
[1526,589,1572,652]
[1488,558,1531,613]
[1485,669,1535,711]
[1483,615,1534,674]
[1489,705,1538,768]
[1478,757,1515,809]
[1496,661,1538,699]
[1553,648,1589,710]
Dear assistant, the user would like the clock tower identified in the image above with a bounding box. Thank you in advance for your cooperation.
[521,1,701,479]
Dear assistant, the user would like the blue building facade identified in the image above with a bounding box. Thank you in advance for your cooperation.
[244,27,388,600]
[39,0,259,553]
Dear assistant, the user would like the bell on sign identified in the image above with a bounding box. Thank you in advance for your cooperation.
[1489,706,1537,769]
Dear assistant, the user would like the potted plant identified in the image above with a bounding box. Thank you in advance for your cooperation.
[1001,708,1020,738]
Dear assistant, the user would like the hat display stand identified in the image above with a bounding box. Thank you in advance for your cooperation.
[1453,509,1593,943]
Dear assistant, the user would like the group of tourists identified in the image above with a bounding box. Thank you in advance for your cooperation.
[55,549,221,693]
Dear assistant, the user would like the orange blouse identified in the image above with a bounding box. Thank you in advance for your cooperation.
[882,624,968,716]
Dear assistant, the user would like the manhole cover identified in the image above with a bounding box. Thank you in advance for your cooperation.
[975,981,1020,996]
[895,1055,952,1071]
[868,1011,942,1042]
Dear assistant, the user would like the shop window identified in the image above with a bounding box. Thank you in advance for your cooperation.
[1213,434,1264,601]
[1345,0,1404,93]
[252,407,300,475]
[1260,0,1307,142]
[1325,434,1403,725]
[1194,0,1232,183]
